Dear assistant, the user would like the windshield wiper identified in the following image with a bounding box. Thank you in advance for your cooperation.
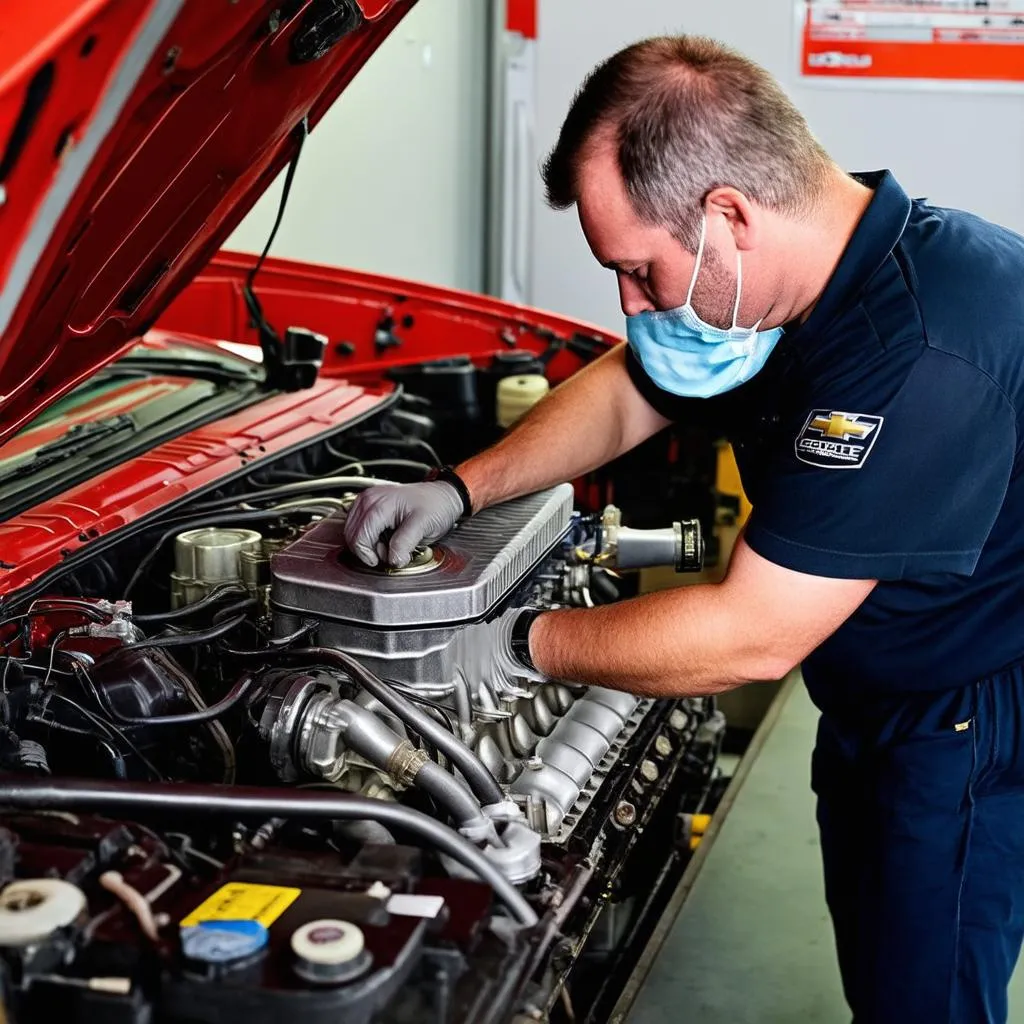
[100,356,260,385]
[0,415,137,483]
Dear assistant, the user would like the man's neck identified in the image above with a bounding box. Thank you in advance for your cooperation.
[779,168,876,326]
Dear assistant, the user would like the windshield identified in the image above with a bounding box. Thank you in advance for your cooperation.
[0,338,261,472]
[0,336,263,514]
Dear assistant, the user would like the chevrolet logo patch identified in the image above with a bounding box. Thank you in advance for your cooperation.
[795,409,883,469]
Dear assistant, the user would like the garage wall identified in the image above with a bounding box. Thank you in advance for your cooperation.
[532,0,1024,334]
[228,0,489,293]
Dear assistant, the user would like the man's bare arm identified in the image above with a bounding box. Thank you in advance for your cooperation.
[457,345,669,512]
[528,537,878,696]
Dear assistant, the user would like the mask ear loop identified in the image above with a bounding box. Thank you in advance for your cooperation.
[731,250,744,330]
[684,215,708,307]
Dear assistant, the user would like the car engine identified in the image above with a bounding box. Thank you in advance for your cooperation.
[0,393,723,1024]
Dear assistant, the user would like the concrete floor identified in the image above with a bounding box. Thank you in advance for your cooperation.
[626,681,1024,1024]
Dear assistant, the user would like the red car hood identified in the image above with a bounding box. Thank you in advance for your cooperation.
[0,0,413,448]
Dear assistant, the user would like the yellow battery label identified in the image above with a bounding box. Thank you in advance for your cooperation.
[180,883,301,928]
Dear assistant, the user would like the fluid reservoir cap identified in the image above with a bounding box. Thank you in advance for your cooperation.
[291,919,372,985]
[180,919,269,966]
[0,878,87,947]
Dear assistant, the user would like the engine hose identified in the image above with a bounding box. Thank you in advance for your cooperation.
[129,614,248,652]
[277,648,504,806]
[101,672,259,727]
[0,777,538,927]
[132,585,248,624]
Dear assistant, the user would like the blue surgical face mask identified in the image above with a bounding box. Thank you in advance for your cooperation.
[626,216,783,398]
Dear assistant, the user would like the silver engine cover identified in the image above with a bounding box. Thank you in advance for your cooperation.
[270,484,574,686]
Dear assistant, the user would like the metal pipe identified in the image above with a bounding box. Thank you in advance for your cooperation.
[279,648,504,806]
[0,777,537,926]
[315,699,495,840]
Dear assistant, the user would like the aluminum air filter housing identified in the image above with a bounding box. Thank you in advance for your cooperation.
[269,485,574,686]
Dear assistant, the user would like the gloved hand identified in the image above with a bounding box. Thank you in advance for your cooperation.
[452,608,548,702]
[343,481,464,568]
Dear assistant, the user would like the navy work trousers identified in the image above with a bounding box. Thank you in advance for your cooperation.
[811,665,1024,1023]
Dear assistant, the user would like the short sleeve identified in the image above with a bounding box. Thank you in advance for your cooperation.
[744,349,1017,580]
[625,345,690,420]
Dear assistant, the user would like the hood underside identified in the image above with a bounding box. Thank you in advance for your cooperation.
[0,0,414,446]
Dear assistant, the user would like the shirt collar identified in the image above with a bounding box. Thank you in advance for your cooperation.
[786,170,912,341]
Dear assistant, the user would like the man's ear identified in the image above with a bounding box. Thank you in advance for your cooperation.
[705,187,759,251]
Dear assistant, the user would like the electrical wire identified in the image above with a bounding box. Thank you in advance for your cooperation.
[358,433,441,466]
[127,613,247,652]
[26,715,126,777]
[335,458,432,478]
[46,690,165,782]
[99,672,258,727]
[184,478,393,516]
[242,117,308,367]
[132,584,247,623]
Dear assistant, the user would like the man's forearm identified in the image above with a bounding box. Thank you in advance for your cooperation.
[456,345,669,511]
[528,584,794,697]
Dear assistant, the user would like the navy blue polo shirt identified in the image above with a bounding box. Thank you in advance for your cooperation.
[626,171,1024,711]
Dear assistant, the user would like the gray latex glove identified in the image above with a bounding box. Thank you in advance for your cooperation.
[452,608,548,702]
[343,481,464,568]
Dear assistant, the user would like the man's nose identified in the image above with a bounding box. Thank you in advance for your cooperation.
[618,274,654,317]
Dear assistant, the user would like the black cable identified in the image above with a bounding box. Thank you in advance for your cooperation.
[0,606,104,631]
[333,457,433,478]
[243,119,308,366]
[128,613,247,652]
[26,715,126,778]
[132,584,247,623]
[99,672,258,727]
[0,778,538,927]
[46,690,165,782]
[358,433,442,466]
[210,598,258,624]
[269,621,318,648]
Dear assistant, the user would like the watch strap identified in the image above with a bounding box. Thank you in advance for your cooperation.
[426,465,473,520]
[509,608,543,674]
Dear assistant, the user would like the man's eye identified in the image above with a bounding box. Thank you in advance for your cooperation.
[631,267,649,283]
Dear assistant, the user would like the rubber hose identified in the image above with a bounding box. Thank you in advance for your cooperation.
[0,777,537,927]
[129,613,247,652]
[104,672,258,727]
[132,585,247,623]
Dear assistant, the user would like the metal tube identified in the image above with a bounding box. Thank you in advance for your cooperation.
[0,777,537,927]
[280,648,504,806]
[329,701,492,837]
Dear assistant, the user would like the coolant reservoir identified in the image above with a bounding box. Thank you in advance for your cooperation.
[496,374,549,428]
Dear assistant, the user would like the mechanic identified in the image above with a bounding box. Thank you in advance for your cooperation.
[344,35,1024,1024]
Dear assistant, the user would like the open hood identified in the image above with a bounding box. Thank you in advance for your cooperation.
[0,0,414,446]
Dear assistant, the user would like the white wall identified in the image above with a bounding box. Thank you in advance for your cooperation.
[532,0,1024,334]
[228,0,488,293]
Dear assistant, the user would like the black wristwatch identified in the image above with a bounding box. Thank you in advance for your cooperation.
[426,465,473,520]
[510,609,543,673]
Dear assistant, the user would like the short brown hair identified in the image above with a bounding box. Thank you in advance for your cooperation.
[542,36,831,249]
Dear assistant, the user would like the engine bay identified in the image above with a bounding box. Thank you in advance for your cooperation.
[0,375,723,1023]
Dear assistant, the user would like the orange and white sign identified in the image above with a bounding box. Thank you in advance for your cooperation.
[799,1,1024,86]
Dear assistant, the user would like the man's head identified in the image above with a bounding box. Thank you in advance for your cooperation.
[542,36,834,329]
